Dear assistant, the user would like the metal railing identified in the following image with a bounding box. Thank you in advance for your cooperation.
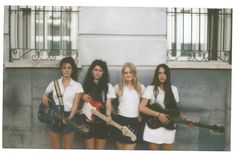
[8,6,79,62]
[167,8,232,64]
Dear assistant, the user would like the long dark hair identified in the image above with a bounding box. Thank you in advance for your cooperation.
[152,64,178,110]
[83,59,109,93]
[60,56,78,81]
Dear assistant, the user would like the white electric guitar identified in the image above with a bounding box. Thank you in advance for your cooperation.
[79,99,137,142]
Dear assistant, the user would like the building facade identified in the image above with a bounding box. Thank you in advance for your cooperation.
[3,6,232,150]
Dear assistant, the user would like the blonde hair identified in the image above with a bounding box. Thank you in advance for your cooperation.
[117,62,142,96]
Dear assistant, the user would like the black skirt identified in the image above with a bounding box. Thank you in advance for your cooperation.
[112,115,140,144]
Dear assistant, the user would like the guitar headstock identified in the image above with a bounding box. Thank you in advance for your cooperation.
[211,125,225,133]
[120,126,137,142]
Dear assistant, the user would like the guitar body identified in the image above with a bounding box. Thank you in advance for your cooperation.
[78,98,137,141]
[38,94,53,123]
[80,99,103,121]
[38,99,90,134]
[144,103,225,133]
[38,103,53,123]
[145,103,180,130]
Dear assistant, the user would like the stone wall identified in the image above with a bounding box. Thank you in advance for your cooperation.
[2,68,231,150]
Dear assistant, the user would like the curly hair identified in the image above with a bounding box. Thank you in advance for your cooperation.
[59,57,78,81]
[83,59,109,93]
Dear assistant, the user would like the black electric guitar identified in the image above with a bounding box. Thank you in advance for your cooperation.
[38,102,90,134]
[145,103,225,133]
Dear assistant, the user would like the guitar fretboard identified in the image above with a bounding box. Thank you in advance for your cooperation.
[173,118,225,132]
[91,109,122,129]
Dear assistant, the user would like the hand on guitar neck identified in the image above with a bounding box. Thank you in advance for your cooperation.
[145,103,225,133]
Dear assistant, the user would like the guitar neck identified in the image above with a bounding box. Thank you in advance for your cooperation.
[91,109,122,130]
[174,118,214,130]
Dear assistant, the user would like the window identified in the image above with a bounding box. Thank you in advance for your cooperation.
[8,6,79,62]
[167,8,232,64]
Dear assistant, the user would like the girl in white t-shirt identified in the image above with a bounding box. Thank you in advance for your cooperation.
[139,64,192,150]
[113,62,145,150]
[41,57,84,149]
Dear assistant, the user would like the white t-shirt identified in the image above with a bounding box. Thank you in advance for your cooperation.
[45,77,84,112]
[114,84,145,118]
[107,83,117,99]
[142,85,179,144]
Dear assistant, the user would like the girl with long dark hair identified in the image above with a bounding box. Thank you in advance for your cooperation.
[82,59,116,149]
[139,64,191,150]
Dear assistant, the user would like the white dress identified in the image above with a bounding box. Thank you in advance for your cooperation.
[142,85,179,144]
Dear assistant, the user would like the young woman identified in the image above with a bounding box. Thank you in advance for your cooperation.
[139,64,191,150]
[41,57,84,149]
[113,62,145,150]
[82,59,116,149]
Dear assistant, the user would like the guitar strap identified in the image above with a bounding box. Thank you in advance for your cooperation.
[53,80,64,127]
[54,80,64,106]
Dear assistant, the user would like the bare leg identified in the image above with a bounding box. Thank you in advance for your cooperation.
[116,141,124,150]
[123,143,136,150]
[148,142,161,150]
[63,132,74,149]
[48,131,61,149]
[85,138,95,149]
[96,139,107,149]
[162,144,173,150]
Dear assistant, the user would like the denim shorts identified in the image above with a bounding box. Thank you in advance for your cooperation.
[47,103,74,134]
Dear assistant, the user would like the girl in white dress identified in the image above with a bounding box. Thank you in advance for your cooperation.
[139,64,191,150]
[113,62,145,150]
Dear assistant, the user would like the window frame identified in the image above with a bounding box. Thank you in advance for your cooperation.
[167,8,232,64]
[7,6,80,66]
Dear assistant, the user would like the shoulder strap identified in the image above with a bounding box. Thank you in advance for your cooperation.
[54,80,64,106]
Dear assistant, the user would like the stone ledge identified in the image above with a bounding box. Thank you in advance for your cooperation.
[4,60,82,68]
[4,60,231,69]
[167,61,231,69]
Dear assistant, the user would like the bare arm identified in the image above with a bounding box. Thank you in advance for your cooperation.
[176,102,194,128]
[41,93,50,107]
[139,98,170,125]
[106,98,112,116]
[139,98,160,117]
[82,93,91,101]
[176,102,189,120]
[105,98,112,124]
[67,93,82,120]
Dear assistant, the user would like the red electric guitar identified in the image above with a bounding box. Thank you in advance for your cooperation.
[79,99,137,141]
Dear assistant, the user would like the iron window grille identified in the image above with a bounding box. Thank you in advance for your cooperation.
[8,6,79,62]
[167,8,232,64]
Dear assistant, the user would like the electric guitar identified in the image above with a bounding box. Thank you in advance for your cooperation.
[38,103,90,134]
[79,99,137,141]
[145,103,225,133]
[53,111,90,133]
